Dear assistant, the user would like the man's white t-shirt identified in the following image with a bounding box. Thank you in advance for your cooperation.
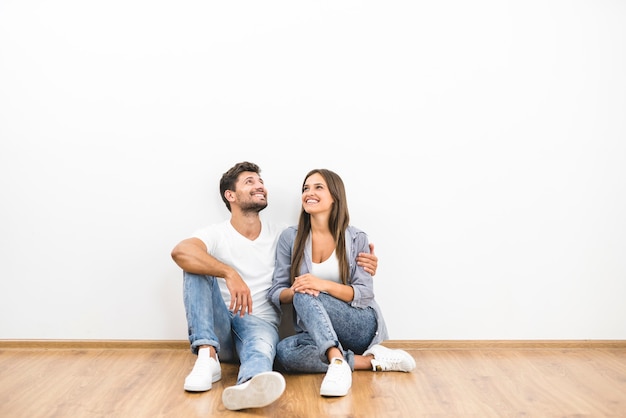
[192,219,287,327]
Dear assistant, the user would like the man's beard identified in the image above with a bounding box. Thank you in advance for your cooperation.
[240,200,268,214]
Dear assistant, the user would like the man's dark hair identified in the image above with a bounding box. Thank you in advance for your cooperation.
[219,161,261,212]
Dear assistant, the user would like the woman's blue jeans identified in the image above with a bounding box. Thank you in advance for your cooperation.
[276,292,377,373]
[183,272,279,384]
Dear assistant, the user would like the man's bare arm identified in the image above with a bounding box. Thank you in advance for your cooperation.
[171,237,252,316]
[171,238,233,277]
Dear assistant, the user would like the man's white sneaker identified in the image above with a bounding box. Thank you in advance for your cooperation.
[183,348,221,392]
[320,357,352,397]
[363,344,416,372]
[222,371,286,411]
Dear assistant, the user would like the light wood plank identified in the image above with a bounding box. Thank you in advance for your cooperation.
[1,344,625,417]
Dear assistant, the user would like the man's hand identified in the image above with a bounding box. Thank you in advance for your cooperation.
[357,242,378,276]
[224,273,253,317]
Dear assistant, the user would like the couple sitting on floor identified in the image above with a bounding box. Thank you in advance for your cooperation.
[171,162,415,411]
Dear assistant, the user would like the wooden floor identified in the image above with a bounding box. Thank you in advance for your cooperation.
[1,341,626,417]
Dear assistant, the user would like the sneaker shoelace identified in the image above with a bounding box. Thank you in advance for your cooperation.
[325,359,349,382]
[189,356,215,377]
[372,356,404,371]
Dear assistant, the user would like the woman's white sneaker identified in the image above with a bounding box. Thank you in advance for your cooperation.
[363,344,416,372]
[320,357,352,397]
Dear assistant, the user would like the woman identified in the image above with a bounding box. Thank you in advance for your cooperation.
[267,169,415,397]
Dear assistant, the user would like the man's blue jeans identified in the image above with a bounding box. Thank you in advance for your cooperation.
[183,272,279,384]
[276,292,377,373]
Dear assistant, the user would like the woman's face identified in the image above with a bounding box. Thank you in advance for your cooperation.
[302,172,334,214]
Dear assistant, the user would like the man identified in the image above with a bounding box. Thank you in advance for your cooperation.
[170,161,378,411]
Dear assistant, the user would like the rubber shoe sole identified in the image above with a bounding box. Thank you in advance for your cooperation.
[222,371,286,410]
[183,369,221,392]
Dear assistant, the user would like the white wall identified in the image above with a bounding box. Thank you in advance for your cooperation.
[1,1,625,341]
